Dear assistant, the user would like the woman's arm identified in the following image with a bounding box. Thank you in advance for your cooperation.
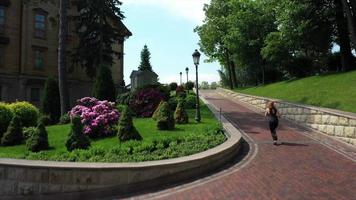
[265,108,269,117]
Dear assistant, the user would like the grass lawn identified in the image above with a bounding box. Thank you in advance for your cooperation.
[234,70,356,113]
[0,105,225,162]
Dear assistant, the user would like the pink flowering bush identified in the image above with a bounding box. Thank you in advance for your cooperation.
[70,97,119,138]
[129,88,166,118]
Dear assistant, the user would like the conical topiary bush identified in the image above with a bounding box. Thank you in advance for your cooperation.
[66,116,91,151]
[117,106,142,142]
[26,118,49,152]
[1,115,23,146]
[154,101,175,130]
[174,99,189,124]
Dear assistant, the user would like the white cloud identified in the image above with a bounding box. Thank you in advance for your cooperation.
[159,73,219,84]
[121,0,209,24]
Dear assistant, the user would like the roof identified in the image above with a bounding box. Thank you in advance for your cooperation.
[130,70,138,78]
[130,70,158,78]
[114,20,132,38]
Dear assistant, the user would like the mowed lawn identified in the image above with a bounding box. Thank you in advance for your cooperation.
[0,105,225,162]
[235,70,356,113]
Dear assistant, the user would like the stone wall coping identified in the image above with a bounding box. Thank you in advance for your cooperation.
[0,95,241,171]
[218,88,356,120]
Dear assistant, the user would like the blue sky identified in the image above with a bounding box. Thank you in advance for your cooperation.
[120,0,220,85]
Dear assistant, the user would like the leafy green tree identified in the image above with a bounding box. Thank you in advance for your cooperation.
[66,116,91,151]
[73,0,125,78]
[138,45,153,71]
[41,77,61,124]
[92,65,116,101]
[117,106,142,141]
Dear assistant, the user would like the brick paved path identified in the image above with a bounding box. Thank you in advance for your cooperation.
[120,91,356,200]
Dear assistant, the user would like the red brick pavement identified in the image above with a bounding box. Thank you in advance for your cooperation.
[119,91,356,200]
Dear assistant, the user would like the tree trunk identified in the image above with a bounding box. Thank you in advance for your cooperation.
[336,0,355,71]
[58,0,70,115]
[230,60,238,88]
[341,0,356,46]
[224,51,234,89]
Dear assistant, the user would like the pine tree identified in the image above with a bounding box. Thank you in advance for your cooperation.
[73,0,125,78]
[26,118,49,152]
[66,116,91,151]
[153,101,175,130]
[92,65,116,101]
[1,115,23,146]
[138,45,152,71]
[41,77,61,124]
[117,106,142,142]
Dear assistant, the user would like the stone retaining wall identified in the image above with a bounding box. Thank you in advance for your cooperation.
[0,97,242,200]
[218,88,356,145]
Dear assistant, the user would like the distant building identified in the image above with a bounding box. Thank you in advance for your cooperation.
[0,0,131,106]
[130,70,158,91]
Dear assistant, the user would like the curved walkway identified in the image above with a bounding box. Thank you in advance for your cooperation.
[120,90,356,200]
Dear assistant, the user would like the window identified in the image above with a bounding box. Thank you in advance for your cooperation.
[33,47,46,70]
[0,7,5,34]
[34,12,46,38]
[30,88,40,102]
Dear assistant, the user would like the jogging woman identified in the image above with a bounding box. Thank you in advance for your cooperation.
[265,101,281,145]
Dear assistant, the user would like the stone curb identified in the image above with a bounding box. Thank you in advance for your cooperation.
[0,97,243,199]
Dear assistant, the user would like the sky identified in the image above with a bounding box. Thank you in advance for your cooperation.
[120,0,220,85]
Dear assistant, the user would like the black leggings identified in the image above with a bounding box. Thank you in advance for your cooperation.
[269,119,279,141]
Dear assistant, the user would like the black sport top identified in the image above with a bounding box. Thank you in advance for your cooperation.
[267,108,278,121]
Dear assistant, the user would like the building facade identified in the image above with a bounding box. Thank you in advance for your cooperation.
[0,0,131,107]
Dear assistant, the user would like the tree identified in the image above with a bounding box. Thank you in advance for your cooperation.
[174,100,189,124]
[92,65,116,101]
[73,0,125,78]
[138,45,153,71]
[1,115,23,146]
[26,118,49,152]
[41,77,61,124]
[58,0,70,116]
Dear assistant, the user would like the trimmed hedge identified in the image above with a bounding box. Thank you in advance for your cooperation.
[174,100,189,124]
[153,101,175,130]
[66,116,91,151]
[0,103,13,139]
[8,101,39,127]
[1,115,23,146]
[41,77,61,124]
[117,106,142,142]
[26,118,49,152]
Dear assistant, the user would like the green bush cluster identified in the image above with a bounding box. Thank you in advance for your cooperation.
[185,94,196,109]
[26,118,49,152]
[1,115,23,146]
[41,77,61,124]
[59,114,70,124]
[174,100,189,124]
[169,82,178,91]
[153,101,175,130]
[66,116,91,151]
[8,102,39,127]
[117,106,142,142]
[0,103,13,139]
[116,92,132,105]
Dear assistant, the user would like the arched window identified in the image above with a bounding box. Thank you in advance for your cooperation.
[33,8,47,39]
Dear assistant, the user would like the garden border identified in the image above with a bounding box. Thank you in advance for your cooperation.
[0,96,243,200]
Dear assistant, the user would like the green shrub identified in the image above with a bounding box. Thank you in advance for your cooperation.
[169,82,178,91]
[92,65,116,102]
[41,77,61,124]
[174,100,189,124]
[117,106,142,142]
[40,115,51,126]
[185,95,196,109]
[116,92,132,105]
[152,101,164,121]
[59,113,70,124]
[1,115,23,146]
[23,127,36,140]
[8,102,39,127]
[0,103,13,139]
[26,118,49,152]
[66,116,91,151]
[185,81,194,91]
[168,97,178,111]
[154,101,175,130]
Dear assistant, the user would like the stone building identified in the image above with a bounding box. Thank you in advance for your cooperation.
[0,0,131,107]
[130,70,158,91]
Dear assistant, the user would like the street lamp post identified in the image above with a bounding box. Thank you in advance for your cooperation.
[185,67,189,83]
[192,49,201,122]
[179,72,183,85]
